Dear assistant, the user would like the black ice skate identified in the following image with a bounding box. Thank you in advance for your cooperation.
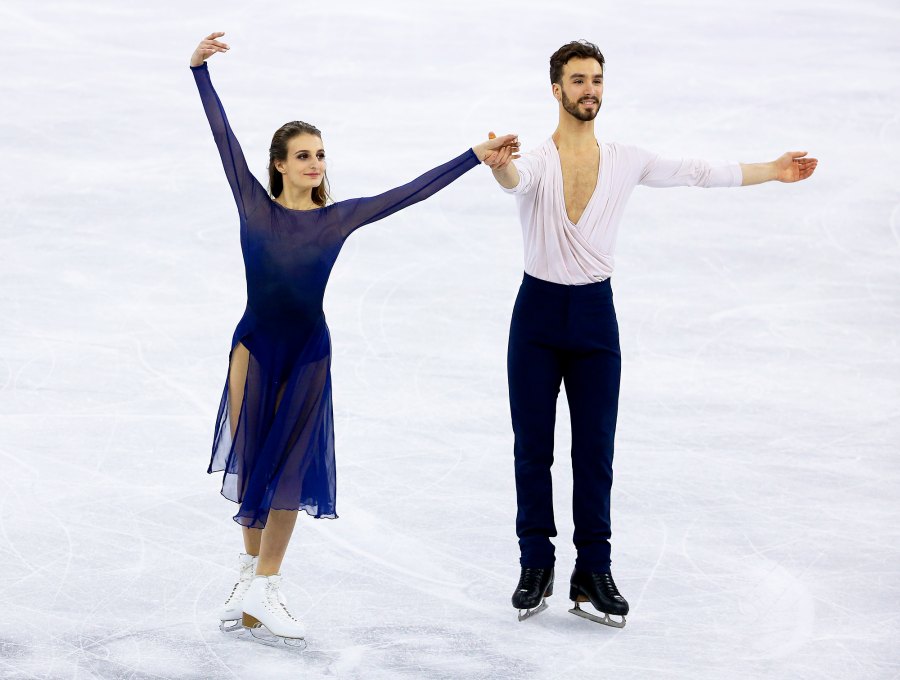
[512,567,554,621]
[568,569,628,628]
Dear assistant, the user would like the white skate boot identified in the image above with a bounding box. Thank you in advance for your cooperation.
[218,553,257,633]
[242,574,307,649]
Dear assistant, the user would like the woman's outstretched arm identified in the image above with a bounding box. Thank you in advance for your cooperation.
[190,32,267,220]
[338,134,519,238]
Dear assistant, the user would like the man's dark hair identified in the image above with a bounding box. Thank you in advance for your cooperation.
[549,40,605,85]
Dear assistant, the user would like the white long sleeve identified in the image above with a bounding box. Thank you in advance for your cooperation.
[502,138,743,285]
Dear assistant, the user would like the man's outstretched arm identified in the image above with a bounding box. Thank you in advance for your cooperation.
[483,131,521,189]
[740,151,818,186]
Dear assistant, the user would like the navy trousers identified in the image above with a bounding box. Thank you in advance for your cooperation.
[508,273,621,573]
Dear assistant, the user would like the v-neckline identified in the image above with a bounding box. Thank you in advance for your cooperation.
[550,139,603,228]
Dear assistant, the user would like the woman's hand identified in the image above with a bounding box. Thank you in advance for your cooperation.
[483,145,519,170]
[473,132,519,164]
[190,32,230,67]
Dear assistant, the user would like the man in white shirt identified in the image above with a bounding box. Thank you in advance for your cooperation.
[485,40,817,627]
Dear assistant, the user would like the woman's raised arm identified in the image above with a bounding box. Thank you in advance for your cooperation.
[190,33,267,221]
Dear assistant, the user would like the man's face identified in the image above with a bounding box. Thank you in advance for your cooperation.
[555,57,603,122]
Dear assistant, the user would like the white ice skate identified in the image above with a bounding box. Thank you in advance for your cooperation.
[241,574,307,649]
[218,553,258,633]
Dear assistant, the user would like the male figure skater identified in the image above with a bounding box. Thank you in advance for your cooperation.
[483,40,817,627]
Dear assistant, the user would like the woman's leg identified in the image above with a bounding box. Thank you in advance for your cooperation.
[229,342,263,556]
[242,527,262,556]
[256,510,299,576]
[254,378,299,573]
[230,348,298,570]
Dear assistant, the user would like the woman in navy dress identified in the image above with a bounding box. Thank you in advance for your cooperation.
[190,33,518,644]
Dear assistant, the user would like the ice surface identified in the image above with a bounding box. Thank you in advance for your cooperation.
[1,0,899,678]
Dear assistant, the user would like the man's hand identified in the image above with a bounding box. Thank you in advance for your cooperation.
[483,131,519,170]
[473,132,519,162]
[480,131,522,190]
[774,151,818,183]
[740,151,819,186]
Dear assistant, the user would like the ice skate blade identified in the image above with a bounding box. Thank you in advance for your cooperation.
[219,619,244,634]
[243,623,308,650]
[242,614,307,650]
[517,599,549,621]
[568,602,626,628]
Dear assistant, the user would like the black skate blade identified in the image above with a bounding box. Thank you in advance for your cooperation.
[245,624,308,650]
[568,602,626,628]
[219,619,244,634]
[517,599,549,621]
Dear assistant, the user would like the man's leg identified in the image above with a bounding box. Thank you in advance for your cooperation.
[564,288,621,573]
[508,279,565,568]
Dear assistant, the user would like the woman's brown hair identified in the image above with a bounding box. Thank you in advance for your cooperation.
[268,121,331,206]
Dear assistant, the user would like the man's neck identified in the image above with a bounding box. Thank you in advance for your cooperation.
[552,112,598,151]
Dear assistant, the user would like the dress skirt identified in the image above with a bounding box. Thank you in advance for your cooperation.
[208,315,337,528]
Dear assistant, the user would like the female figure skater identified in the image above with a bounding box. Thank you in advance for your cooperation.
[189,32,518,646]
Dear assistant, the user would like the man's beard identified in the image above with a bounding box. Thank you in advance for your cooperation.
[561,90,601,121]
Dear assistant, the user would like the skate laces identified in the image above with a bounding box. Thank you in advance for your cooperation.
[224,556,256,605]
[593,573,624,601]
[239,560,256,581]
[518,568,546,591]
[264,576,300,622]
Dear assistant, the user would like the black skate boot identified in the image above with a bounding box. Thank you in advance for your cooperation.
[568,569,628,628]
[512,567,554,621]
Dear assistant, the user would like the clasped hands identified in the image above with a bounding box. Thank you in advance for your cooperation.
[474,132,521,169]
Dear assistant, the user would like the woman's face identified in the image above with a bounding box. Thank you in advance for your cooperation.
[276,133,326,190]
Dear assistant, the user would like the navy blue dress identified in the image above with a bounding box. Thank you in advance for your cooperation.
[192,63,480,529]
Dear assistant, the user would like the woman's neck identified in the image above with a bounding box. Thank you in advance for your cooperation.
[275,185,317,211]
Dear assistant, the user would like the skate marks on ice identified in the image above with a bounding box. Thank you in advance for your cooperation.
[219,621,534,680]
[0,638,30,678]
[329,623,533,680]
[0,628,255,680]
[731,556,815,659]
[630,519,818,660]
[215,609,537,679]
[304,502,503,619]
[674,517,817,659]
[0,625,306,679]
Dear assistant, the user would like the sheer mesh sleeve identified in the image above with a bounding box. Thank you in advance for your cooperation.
[336,149,480,238]
[191,62,268,220]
